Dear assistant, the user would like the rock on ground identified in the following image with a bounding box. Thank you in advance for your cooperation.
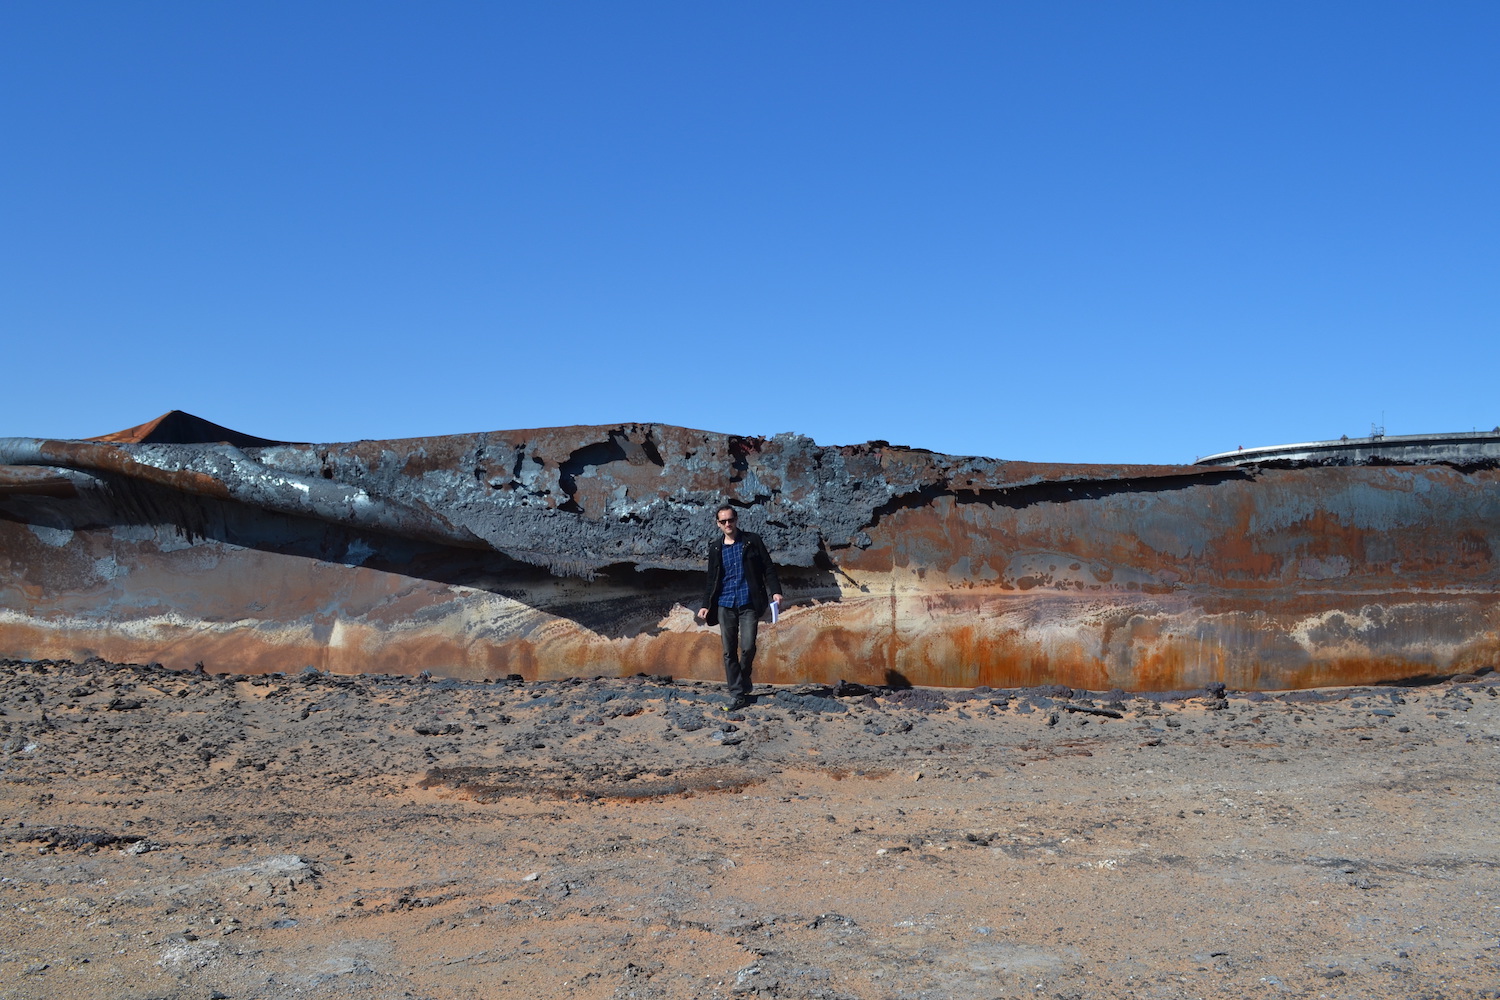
[1,658,1498,998]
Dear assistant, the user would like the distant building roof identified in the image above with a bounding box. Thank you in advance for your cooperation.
[1197,430,1500,467]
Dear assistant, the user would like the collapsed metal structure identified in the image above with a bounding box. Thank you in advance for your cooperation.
[2,412,1496,690]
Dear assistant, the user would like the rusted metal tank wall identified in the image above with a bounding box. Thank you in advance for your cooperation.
[2,416,1496,689]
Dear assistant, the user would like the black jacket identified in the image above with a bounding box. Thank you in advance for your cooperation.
[701,530,783,626]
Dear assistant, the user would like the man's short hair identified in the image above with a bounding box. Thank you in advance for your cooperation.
[715,503,737,518]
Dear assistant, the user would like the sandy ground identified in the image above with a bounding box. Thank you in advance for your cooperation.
[1,657,1498,1000]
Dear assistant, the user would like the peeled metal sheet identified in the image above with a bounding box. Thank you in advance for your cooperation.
[1,412,1496,690]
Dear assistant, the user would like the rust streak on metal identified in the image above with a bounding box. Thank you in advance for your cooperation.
[0,466,79,499]
[22,440,236,500]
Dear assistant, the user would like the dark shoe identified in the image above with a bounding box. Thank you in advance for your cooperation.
[728,695,753,711]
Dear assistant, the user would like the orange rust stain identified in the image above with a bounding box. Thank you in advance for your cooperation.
[788,624,890,687]
[3,607,1493,692]
[1281,657,1442,690]
[1131,638,1200,692]
[482,638,538,680]
[1450,634,1500,674]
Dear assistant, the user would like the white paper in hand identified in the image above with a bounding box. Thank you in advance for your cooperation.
[769,600,780,623]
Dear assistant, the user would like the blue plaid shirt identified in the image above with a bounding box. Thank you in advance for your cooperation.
[718,539,752,608]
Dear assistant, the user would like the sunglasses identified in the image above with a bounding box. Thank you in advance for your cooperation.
[717,516,737,524]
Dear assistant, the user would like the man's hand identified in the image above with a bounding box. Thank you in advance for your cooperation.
[696,607,709,622]
[771,594,783,606]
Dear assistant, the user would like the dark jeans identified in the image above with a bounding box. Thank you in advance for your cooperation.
[718,605,760,696]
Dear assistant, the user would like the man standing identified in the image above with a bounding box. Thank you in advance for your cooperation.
[697,504,783,711]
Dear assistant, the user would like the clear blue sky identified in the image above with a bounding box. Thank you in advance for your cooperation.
[3,2,1496,463]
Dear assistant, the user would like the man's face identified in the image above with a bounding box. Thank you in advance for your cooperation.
[716,510,738,537]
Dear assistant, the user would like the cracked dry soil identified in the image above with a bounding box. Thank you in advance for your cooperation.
[1,658,1498,999]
